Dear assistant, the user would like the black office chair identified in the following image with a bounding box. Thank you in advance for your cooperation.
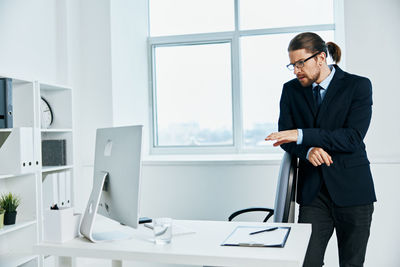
[228,152,298,223]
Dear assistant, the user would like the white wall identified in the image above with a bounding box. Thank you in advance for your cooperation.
[65,0,115,212]
[345,0,400,161]
[1,0,399,266]
[109,0,149,132]
[140,162,279,221]
[0,0,60,82]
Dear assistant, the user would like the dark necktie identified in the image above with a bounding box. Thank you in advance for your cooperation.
[313,85,322,110]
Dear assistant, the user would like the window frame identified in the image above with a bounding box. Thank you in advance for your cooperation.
[148,0,344,155]
[150,39,236,152]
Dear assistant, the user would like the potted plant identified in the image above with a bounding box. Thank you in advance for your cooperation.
[0,193,21,225]
[0,207,4,229]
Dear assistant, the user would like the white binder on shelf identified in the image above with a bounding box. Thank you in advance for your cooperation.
[58,172,66,207]
[33,127,41,171]
[0,127,37,175]
[42,173,59,210]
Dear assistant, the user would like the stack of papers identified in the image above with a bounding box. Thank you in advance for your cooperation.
[221,226,291,248]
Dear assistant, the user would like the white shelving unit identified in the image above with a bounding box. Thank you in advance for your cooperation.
[41,166,74,174]
[0,75,74,267]
[41,129,72,133]
[0,220,37,235]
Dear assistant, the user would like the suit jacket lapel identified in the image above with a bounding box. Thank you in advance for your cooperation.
[316,65,345,124]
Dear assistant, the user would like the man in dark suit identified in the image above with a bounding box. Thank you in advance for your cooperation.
[266,32,376,267]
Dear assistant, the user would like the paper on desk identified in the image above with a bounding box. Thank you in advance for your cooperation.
[221,226,291,247]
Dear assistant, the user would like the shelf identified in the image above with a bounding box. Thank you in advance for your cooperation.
[0,252,37,266]
[42,165,73,173]
[0,73,34,84]
[0,128,12,133]
[39,82,71,91]
[41,128,72,133]
[0,173,34,180]
[0,220,36,236]
[0,174,15,180]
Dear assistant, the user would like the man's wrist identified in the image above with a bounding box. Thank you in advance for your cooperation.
[297,129,303,145]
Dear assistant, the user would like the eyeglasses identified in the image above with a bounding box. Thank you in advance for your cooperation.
[286,52,321,71]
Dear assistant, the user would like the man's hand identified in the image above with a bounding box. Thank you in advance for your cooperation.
[308,147,333,167]
[265,130,298,146]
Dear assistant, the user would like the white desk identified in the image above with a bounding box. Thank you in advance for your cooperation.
[34,216,311,267]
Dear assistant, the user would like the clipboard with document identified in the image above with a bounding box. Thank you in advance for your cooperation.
[221,226,291,248]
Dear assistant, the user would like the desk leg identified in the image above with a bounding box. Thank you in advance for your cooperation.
[57,256,72,267]
[112,260,123,267]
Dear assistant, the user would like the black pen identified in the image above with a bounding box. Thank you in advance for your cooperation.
[249,227,279,235]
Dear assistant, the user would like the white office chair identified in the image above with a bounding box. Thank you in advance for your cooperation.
[228,152,298,223]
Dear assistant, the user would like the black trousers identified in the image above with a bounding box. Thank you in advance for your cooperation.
[298,182,374,267]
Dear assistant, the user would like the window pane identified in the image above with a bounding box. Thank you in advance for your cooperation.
[241,31,334,147]
[154,43,233,146]
[149,0,234,36]
[240,0,334,30]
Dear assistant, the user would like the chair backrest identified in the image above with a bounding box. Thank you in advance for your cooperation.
[273,152,298,223]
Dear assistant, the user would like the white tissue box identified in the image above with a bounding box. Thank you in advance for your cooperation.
[44,207,81,243]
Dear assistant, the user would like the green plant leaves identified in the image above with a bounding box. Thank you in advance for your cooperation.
[0,192,21,212]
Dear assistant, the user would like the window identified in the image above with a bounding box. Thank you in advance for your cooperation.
[149,0,234,36]
[154,43,233,147]
[149,0,339,153]
[239,0,334,30]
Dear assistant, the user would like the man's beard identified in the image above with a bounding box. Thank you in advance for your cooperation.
[298,70,319,87]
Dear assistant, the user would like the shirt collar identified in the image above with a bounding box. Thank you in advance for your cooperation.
[312,65,336,90]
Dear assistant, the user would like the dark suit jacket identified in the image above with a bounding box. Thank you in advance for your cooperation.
[278,65,376,207]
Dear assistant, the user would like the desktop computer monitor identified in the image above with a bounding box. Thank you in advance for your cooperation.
[80,125,143,242]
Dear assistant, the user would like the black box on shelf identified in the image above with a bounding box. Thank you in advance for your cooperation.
[42,139,67,166]
[0,78,13,128]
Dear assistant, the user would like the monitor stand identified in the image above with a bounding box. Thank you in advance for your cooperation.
[80,171,132,242]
